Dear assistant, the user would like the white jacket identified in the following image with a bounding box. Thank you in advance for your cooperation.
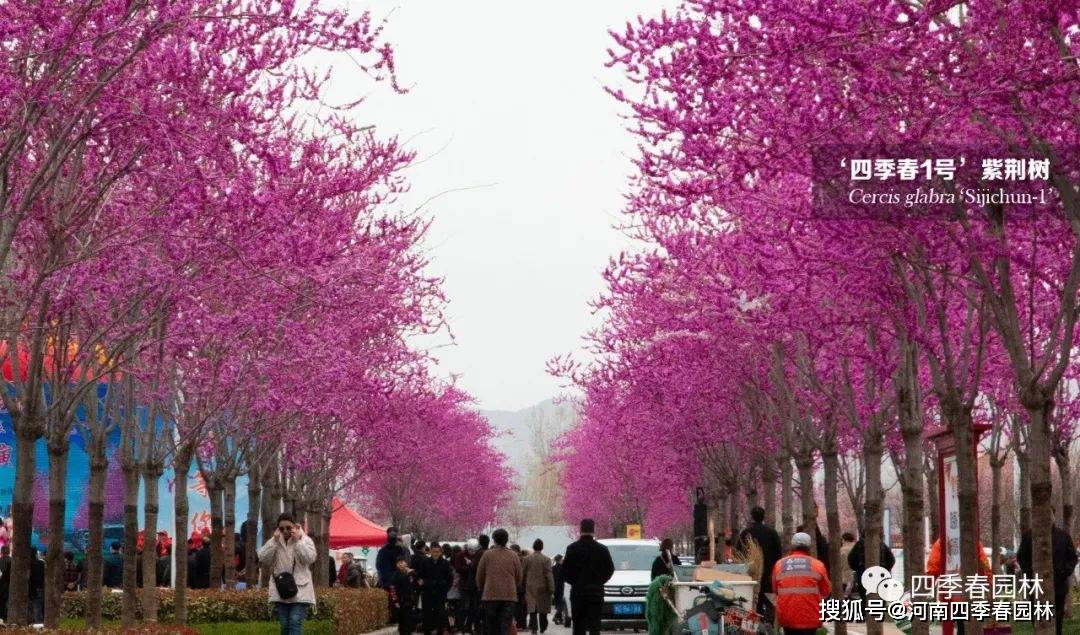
[258,533,317,605]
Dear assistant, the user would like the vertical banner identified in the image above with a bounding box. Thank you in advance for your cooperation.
[882,507,891,547]
[943,454,960,574]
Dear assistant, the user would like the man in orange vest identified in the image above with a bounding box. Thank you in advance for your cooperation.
[772,532,832,635]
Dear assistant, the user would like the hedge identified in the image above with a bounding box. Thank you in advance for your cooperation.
[58,587,389,633]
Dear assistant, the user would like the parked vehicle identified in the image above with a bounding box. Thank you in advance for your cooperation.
[599,538,659,630]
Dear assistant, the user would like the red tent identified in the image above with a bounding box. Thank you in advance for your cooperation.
[328,498,386,548]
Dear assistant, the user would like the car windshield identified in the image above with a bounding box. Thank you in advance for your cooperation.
[607,544,659,571]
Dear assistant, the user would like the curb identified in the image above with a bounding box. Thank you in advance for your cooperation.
[365,626,398,635]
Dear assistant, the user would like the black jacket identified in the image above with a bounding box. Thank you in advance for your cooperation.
[421,557,454,597]
[392,569,417,608]
[1018,525,1079,594]
[737,521,782,589]
[0,555,11,596]
[562,535,615,600]
[553,562,565,601]
[191,547,211,589]
[650,553,682,580]
[156,555,171,587]
[376,542,409,588]
[103,552,124,588]
[29,557,45,594]
[814,525,830,574]
[847,540,895,596]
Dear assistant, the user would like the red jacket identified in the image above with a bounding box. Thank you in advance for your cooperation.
[772,551,831,630]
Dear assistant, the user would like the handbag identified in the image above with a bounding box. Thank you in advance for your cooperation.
[274,559,299,600]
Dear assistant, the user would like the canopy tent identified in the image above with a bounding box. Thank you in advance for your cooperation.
[328,498,387,548]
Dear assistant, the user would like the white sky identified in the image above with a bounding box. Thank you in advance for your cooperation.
[318,0,673,411]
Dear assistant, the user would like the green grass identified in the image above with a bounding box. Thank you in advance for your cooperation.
[193,621,335,634]
[58,618,335,633]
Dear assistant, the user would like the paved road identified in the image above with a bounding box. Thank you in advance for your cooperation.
[525,623,642,635]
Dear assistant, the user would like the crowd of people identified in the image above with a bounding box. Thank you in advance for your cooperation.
[356,519,614,635]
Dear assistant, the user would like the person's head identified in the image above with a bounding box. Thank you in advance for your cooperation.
[413,539,426,554]
[795,524,805,533]
[842,532,855,543]
[431,544,443,560]
[580,518,596,535]
[110,541,121,553]
[387,526,399,544]
[660,538,674,553]
[533,539,544,552]
[509,543,521,553]
[492,528,509,547]
[30,547,38,558]
[442,543,452,553]
[64,551,74,562]
[478,534,490,549]
[277,512,298,540]
[791,532,813,553]
[452,545,462,556]
[553,554,563,564]
[750,507,765,523]
[396,557,409,572]
[1,545,9,556]
[343,552,354,564]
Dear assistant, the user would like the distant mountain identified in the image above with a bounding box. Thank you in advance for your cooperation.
[482,398,579,526]
[482,398,577,478]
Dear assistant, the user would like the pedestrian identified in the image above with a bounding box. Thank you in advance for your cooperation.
[561,518,615,635]
[808,504,830,575]
[551,554,567,626]
[650,538,681,580]
[0,545,11,624]
[156,546,172,587]
[421,543,454,635]
[257,512,317,635]
[377,527,410,589]
[469,534,491,634]
[838,532,856,598]
[847,534,895,601]
[103,540,124,588]
[1018,507,1078,635]
[737,506,783,622]
[194,535,212,589]
[337,552,354,586]
[476,528,523,635]
[63,551,83,591]
[772,532,831,635]
[393,557,419,635]
[523,539,554,634]
[412,540,430,627]
[510,544,527,629]
[28,547,45,624]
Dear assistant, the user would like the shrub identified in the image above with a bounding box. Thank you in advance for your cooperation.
[59,587,388,631]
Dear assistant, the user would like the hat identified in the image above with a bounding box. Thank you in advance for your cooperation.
[792,532,813,548]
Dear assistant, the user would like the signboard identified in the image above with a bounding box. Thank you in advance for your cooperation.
[626,524,642,539]
[943,453,960,574]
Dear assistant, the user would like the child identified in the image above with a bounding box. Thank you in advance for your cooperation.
[392,556,418,635]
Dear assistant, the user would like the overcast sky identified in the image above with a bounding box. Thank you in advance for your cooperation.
[318,0,672,411]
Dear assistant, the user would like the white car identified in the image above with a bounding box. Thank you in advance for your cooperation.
[599,538,660,629]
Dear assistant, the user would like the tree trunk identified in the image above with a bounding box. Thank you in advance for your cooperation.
[821,449,846,635]
[1054,445,1073,535]
[173,446,193,624]
[260,463,281,588]
[44,438,69,628]
[862,432,885,635]
[85,433,108,628]
[795,453,818,558]
[1017,441,1032,535]
[223,477,237,589]
[142,467,162,622]
[762,457,778,528]
[208,483,224,589]
[245,476,261,587]
[121,465,140,626]
[900,429,928,635]
[990,459,1003,580]
[780,452,794,545]
[9,425,41,626]
[945,401,983,635]
[727,485,739,539]
[311,503,329,587]
[1025,398,1056,635]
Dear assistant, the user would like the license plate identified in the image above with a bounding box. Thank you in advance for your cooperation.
[612,603,643,616]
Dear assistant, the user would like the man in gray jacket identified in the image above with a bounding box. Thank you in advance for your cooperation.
[258,512,317,635]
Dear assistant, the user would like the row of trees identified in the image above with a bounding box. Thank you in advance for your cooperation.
[1,0,508,629]
[556,2,1079,635]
